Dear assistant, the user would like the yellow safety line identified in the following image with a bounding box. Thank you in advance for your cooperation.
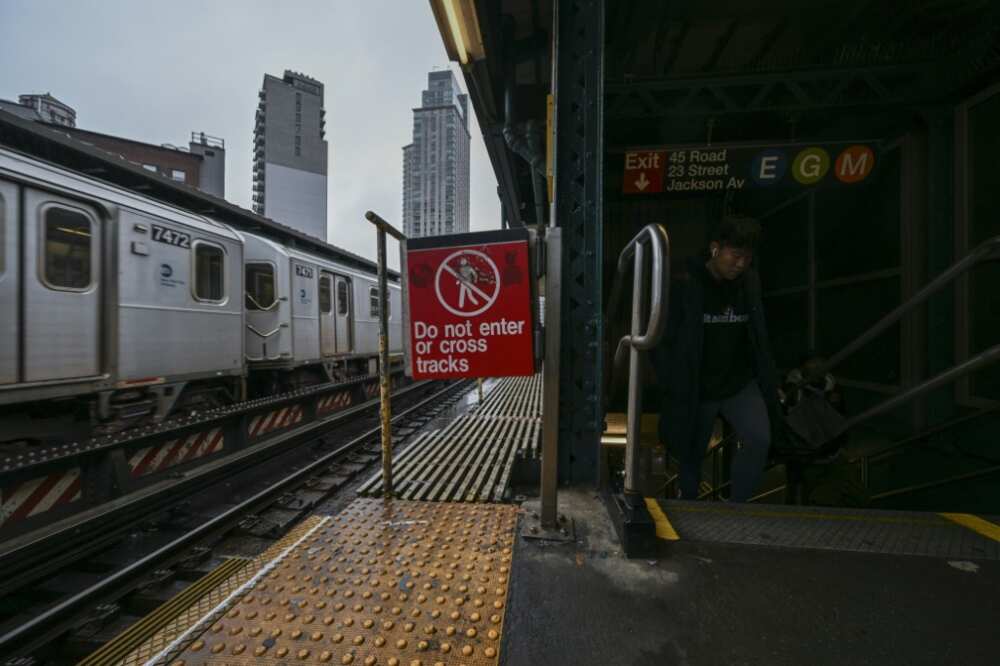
[78,557,249,666]
[939,512,1000,543]
[667,504,949,527]
[644,497,680,541]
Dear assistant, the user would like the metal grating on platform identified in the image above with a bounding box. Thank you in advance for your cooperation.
[358,375,542,502]
[117,500,517,666]
[472,374,542,425]
[655,499,1000,560]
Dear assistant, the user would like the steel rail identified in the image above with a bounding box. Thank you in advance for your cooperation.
[0,379,470,659]
[0,380,434,584]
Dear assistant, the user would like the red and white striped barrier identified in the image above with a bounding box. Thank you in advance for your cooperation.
[247,404,304,439]
[317,390,353,414]
[128,428,225,478]
[1,467,83,528]
[363,382,379,398]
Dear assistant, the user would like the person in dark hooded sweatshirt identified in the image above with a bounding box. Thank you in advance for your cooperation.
[654,216,779,502]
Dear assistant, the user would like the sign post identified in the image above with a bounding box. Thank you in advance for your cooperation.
[404,229,535,379]
[365,211,405,498]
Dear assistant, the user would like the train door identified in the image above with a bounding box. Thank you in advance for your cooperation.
[0,181,17,384]
[334,275,353,354]
[245,261,280,360]
[318,271,337,356]
[22,188,102,381]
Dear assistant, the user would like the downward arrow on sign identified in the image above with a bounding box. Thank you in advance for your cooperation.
[635,172,650,191]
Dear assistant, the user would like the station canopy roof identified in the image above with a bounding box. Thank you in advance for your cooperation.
[436,0,1000,222]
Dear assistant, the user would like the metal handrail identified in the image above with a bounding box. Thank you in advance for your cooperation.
[819,234,1000,439]
[837,343,1000,435]
[824,234,1000,373]
[604,224,670,497]
[853,404,1000,465]
[245,292,279,311]
[246,323,283,338]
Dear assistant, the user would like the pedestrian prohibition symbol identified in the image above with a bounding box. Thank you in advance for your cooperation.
[435,249,501,317]
[404,229,536,379]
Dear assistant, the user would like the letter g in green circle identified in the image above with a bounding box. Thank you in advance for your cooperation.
[792,147,830,185]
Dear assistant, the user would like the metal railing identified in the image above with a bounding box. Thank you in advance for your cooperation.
[822,234,1000,438]
[605,224,671,497]
[825,234,1000,374]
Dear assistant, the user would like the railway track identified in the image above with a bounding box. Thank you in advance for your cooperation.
[0,378,474,664]
[0,371,408,541]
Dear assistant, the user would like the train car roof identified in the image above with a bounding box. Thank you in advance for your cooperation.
[283,243,403,286]
[0,147,244,244]
[0,110,399,281]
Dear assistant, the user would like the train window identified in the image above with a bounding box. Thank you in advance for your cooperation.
[369,287,380,318]
[43,206,92,290]
[337,280,349,315]
[319,275,332,314]
[368,287,391,319]
[245,263,275,310]
[193,242,225,302]
[0,192,4,276]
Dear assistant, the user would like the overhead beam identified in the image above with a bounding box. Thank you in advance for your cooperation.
[606,64,926,118]
[660,21,689,75]
[702,19,739,72]
[747,18,788,69]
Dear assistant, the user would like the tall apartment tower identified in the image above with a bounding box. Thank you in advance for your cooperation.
[402,70,470,238]
[252,70,328,240]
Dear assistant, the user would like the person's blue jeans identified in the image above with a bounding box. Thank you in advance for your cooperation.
[678,381,771,502]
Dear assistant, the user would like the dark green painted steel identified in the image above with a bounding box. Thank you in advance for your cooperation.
[553,0,606,484]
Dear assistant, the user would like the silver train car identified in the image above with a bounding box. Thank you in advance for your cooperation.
[0,148,401,443]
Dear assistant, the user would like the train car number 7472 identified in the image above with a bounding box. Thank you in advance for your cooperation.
[151,224,192,249]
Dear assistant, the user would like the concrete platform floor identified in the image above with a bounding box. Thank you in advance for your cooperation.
[502,489,999,666]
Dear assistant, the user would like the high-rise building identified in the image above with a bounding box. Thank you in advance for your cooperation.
[402,70,470,238]
[253,70,329,241]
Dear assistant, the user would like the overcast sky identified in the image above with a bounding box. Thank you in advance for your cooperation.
[0,0,499,267]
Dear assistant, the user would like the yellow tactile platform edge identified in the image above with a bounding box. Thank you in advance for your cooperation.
[117,500,518,666]
[108,515,333,666]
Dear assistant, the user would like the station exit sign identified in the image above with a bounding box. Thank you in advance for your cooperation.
[622,142,878,194]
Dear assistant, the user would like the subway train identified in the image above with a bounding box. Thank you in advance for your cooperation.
[0,148,402,444]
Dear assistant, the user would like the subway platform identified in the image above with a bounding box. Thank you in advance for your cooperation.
[86,378,1000,666]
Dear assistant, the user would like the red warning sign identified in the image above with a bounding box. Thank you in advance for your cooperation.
[405,229,535,379]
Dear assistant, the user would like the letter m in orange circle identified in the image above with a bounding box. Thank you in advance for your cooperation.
[835,145,875,183]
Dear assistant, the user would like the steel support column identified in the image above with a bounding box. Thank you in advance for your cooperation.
[924,107,956,425]
[552,0,605,483]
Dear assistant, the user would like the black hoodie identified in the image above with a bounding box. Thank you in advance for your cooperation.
[652,256,779,461]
